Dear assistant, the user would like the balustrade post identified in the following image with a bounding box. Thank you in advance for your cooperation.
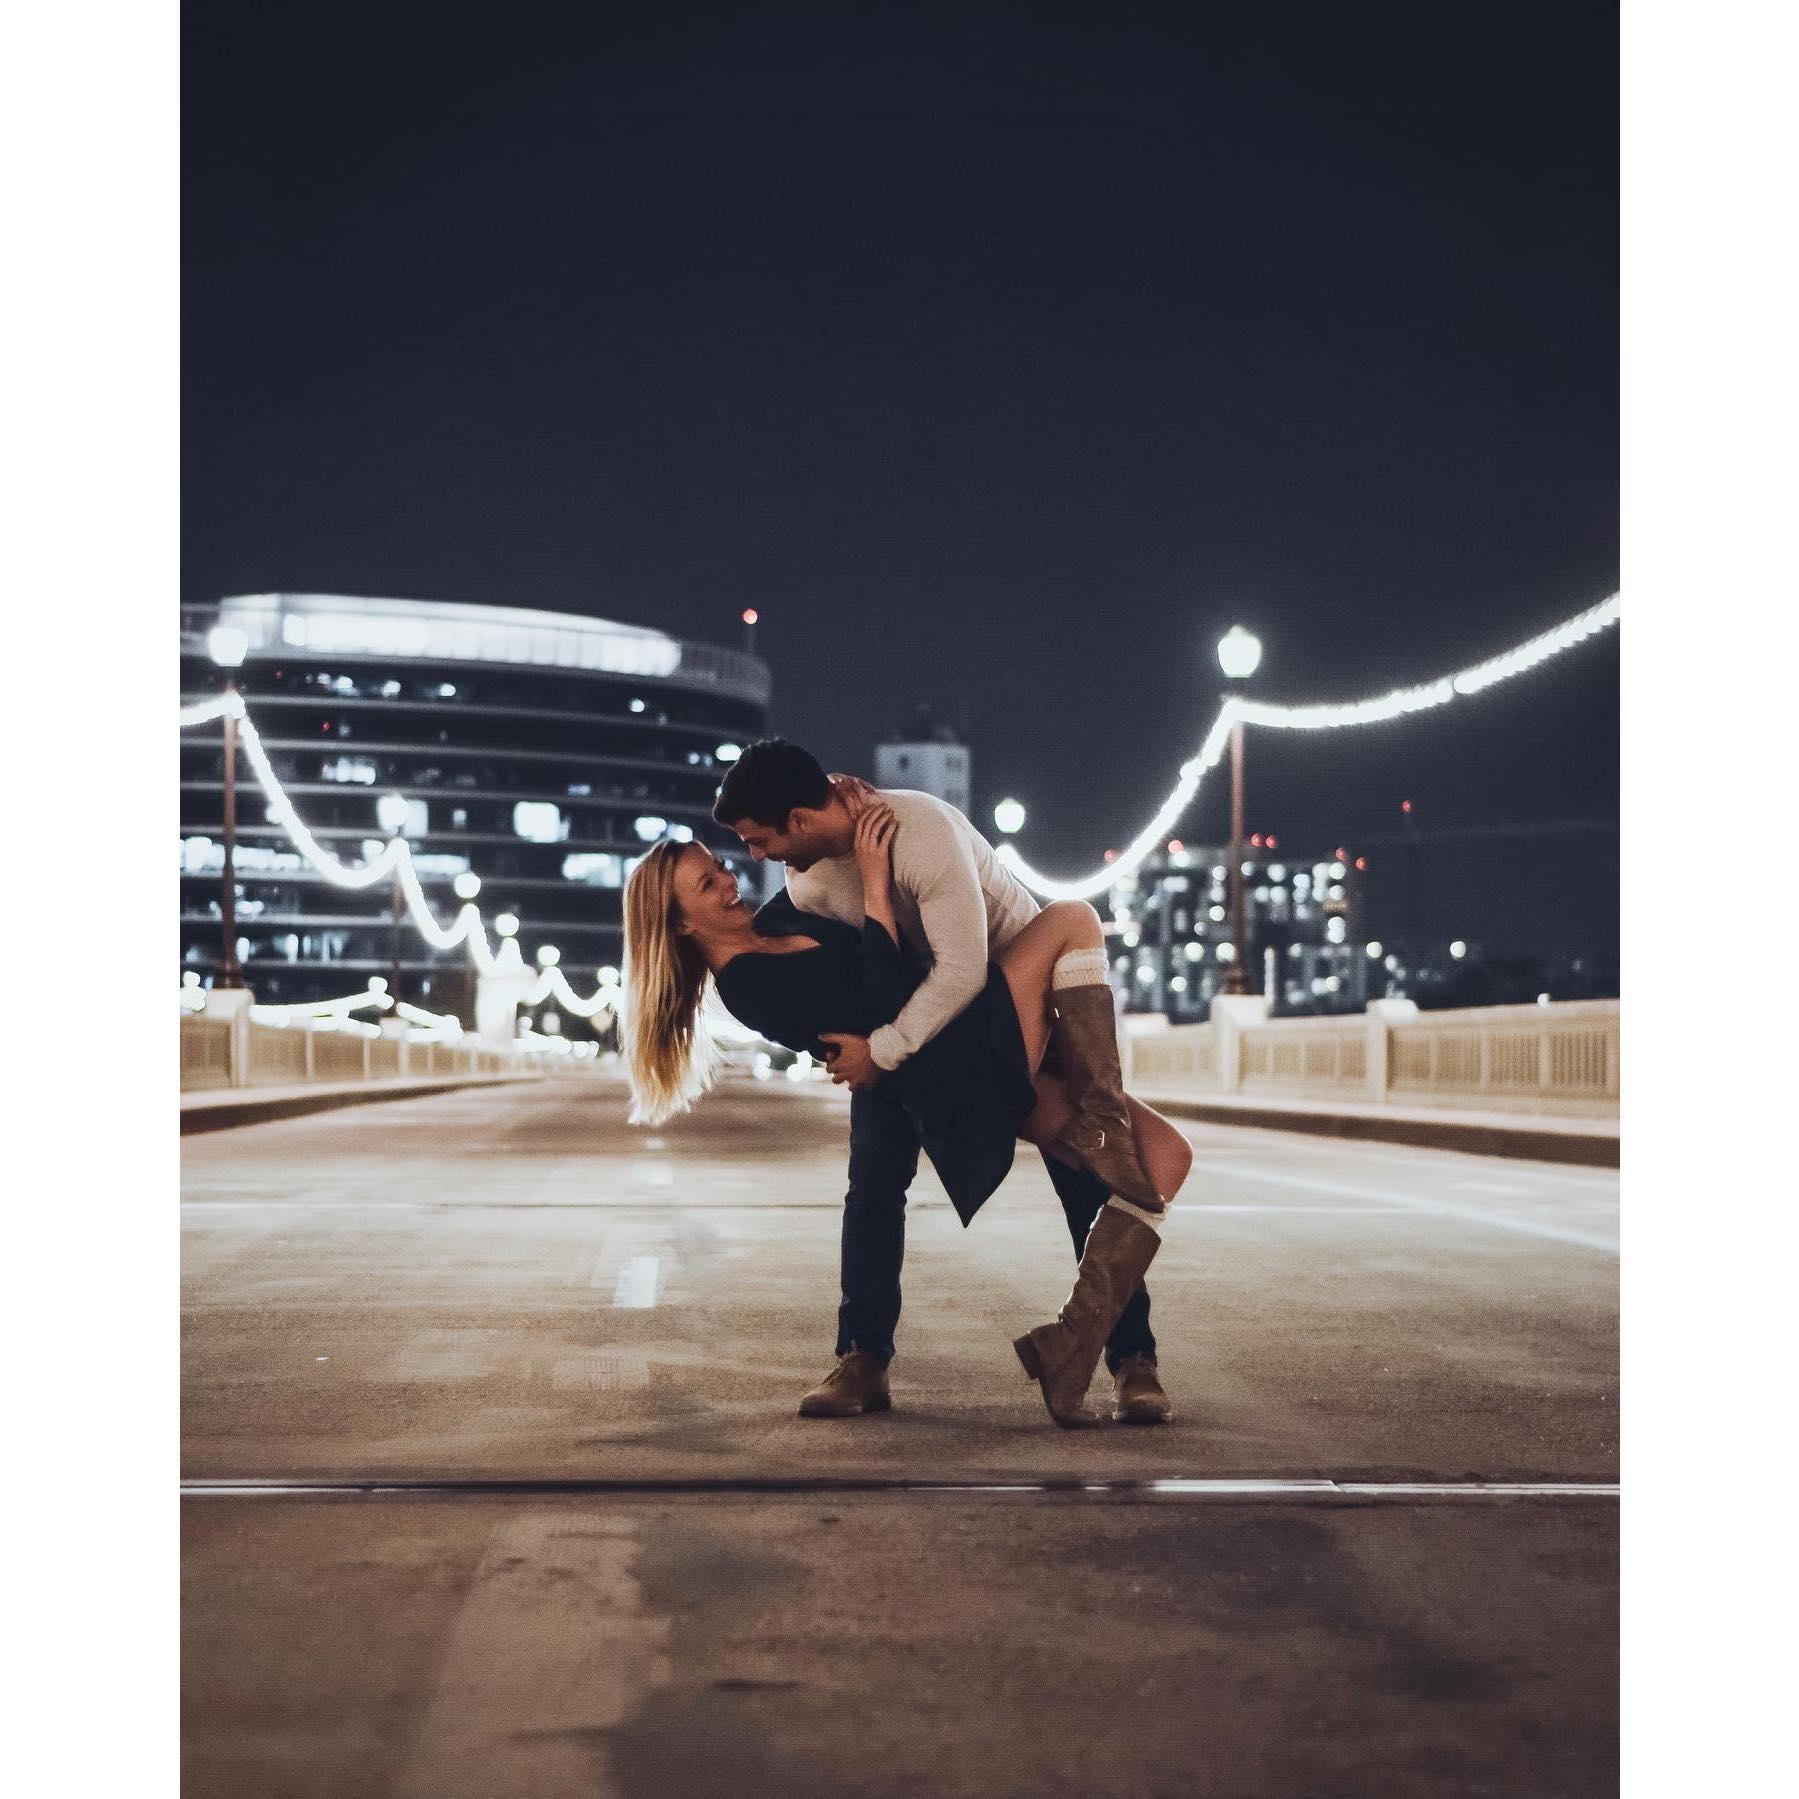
[205,986,255,1088]
[1209,994,1271,1094]
[1363,998,1418,1105]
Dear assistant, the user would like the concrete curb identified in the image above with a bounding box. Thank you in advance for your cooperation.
[180,1075,540,1135]
[1144,1096,1619,1168]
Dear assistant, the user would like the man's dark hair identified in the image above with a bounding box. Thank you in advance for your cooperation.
[712,738,832,829]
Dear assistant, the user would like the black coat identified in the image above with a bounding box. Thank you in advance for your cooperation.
[714,894,1036,1225]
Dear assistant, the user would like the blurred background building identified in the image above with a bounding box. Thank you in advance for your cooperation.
[875,705,971,813]
[1106,840,1376,1019]
[180,593,771,1011]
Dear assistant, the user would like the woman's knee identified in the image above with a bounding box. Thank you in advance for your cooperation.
[1044,898,1103,943]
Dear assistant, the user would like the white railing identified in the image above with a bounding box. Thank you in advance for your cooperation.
[1123,997,1618,1118]
[180,1007,558,1093]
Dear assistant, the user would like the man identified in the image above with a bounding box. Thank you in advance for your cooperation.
[712,738,1171,1425]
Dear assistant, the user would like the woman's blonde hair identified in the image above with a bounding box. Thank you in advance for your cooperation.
[622,839,719,1125]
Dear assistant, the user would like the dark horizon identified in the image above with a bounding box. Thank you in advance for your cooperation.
[184,1,1619,961]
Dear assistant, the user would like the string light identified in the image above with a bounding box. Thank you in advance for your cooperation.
[998,594,1619,899]
[181,589,1616,1030]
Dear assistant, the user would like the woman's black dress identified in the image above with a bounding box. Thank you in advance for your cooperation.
[712,899,1036,1227]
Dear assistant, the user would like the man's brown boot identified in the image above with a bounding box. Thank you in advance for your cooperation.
[1048,985,1162,1209]
[1111,1354,1172,1425]
[1013,1202,1162,1428]
[798,1350,892,1418]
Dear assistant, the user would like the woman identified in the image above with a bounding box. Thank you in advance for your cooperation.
[622,803,1194,1426]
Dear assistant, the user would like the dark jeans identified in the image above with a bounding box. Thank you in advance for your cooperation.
[834,1082,1157,1372]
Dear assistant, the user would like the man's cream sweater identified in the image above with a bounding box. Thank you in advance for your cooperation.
[784,788,1040,1071]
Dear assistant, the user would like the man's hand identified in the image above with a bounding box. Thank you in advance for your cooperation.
[818,1032,882,1090]
[828,773,879,822]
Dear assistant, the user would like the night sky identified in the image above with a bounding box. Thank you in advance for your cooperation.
[184,1,1618,961]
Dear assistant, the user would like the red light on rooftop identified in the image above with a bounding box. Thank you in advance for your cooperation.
[1267,834,1278,848]
[1355,857,1367,871]
[1334,847,1347,860]
[1167,839,1183,853]
[742,608,760,625]
[1401,799,1414,814]
[1250,833,1264,849]
[1103,849,1118,863]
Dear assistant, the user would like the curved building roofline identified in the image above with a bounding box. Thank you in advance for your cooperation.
[188,592,770,708]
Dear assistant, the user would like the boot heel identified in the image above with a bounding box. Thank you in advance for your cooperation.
[1012,1334,1045,1382]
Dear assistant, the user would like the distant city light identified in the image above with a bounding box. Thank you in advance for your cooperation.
[1166,838,1183,854]
[994,798,1027,836]
[1450,940,1468,960]
[629,698,646,713]
[453,872,481,900]
[536,946,560,968]
[742,609,759,624]
[1401,800,1414,814]
[633,815,669,841]
[1366,941,1384,959]
[716,742,743,763]
[495,913,520,938]
[1355,856,1368,871]
[376,792,410,836]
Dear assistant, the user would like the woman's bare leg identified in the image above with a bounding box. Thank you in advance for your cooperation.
[1020,1074,1193,1205]
[996,900,1107,1072]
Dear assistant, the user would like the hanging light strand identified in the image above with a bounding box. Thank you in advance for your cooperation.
[998,593,1620,900]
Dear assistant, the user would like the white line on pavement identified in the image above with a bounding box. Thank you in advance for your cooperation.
[612,1256,662,1309]
[1185,1159,1619,1253]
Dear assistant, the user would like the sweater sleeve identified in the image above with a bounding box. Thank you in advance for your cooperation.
[866,811,992,1071]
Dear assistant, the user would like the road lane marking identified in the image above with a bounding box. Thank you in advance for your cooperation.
[611,1256,662,1309]
[391,1513,670,1799]
[1186,1159,1619,1252]
[182,1476,1617,1503]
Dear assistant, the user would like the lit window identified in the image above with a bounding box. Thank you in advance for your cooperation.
[633,815,668,842]
[321,756,377,785]
[562,854,624,888]
[513,801,565,843]
[629,698,647,714]
[1325,917,1347,944]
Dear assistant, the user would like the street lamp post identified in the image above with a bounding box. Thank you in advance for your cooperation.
[207,625,250,988]
[376,792,410,1006]
[1216,625,1262,995]
[993,797,1026,838]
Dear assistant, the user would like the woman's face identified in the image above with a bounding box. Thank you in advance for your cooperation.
[671,844,750,938]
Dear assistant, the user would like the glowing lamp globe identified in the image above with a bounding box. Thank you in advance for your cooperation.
[452,872,481,901]
[207,624,250,669]
[1216,625,1262,681]
[993,798,1027,836]
[495,913,520,938]
[536,946,561,968]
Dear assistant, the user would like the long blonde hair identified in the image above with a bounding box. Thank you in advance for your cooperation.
[622,840,719,1125]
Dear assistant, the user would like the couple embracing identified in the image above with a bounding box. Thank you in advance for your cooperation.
[621,739,1194,1429]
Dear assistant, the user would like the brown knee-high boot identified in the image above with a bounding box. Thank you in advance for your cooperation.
[1013,1200,1163,1428]
[1049,984,1162,1207]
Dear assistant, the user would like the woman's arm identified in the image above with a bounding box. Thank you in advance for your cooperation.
[854,801,901,945]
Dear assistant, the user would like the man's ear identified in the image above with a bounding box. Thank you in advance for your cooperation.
[785,806,816,836]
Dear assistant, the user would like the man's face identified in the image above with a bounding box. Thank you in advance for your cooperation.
[727,808,827,872]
